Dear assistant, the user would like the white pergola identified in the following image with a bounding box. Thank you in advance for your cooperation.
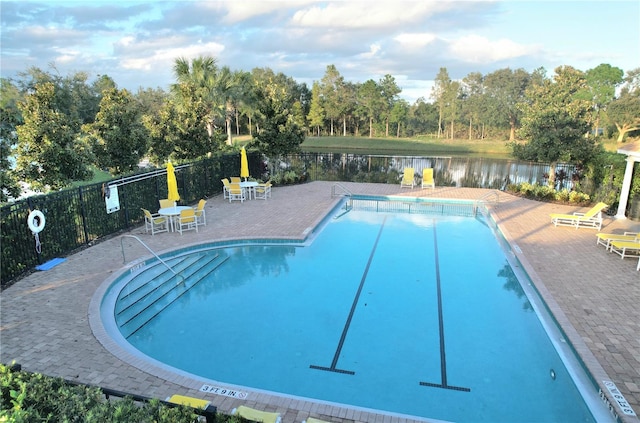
[615,140,640,219]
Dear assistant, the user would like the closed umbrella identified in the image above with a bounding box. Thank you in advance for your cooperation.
[240,147,249,181]
[167,162,180,202]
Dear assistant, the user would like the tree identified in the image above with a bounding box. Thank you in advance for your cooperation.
[85,88,148,174]
[431,67,451,138]
[307,82,325,136]
[378,74,401,137]
[250,69,306,157]
[583,64,624,137]
[461,72,486,139]
[607,67,640,142]
[320,65,346,136]
[484,68,531,141]
[514,66,595,188]
[172,56,242,145]
[390,99,409,137]
[0,78,23,201]
[357,80,383,138]
[15,82,93,191]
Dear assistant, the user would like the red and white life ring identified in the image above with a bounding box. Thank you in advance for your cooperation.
[27,210,46,234]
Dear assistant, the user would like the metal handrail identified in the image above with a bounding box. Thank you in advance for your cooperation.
[331,183,352,197]
[120,235,184,284]
[477,190,500,204]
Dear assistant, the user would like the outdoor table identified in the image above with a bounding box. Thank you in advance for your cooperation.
[239,181,259,200]
[158,205,191,232]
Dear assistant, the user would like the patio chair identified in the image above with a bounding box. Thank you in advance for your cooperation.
[228,183,246,203]
[255,181,272,200]
[231,406,281,423]
[221,178,230,199]
[193,199,207,226]
[142,208,168,235]
[230,176,241,183]
[422,168,435,189]
[176,208,198,235]
[159,198,175,209]
[400,167,415,188]
[595,232,639,249]
[609,240,640,259]
[550,202,608,230]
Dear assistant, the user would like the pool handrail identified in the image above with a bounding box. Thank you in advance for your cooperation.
[120,235,184,285]
[331,183,352,198]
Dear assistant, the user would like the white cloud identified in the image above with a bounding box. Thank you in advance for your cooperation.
[119,39,225,71]
[291,1,453,29]
[394,33,437,49]
[449,34,539,64]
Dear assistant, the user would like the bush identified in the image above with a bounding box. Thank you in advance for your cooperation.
[0,363,246,423]
[505,182,593,206]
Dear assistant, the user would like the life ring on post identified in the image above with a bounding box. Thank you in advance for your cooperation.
[27,210,46,234]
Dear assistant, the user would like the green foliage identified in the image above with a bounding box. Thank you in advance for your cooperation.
[0,364,211,423]
[15,82,94,190]
[506,183,591,205]
[84,88,148,175]
[250,69,306,157]
[513,66,597,187]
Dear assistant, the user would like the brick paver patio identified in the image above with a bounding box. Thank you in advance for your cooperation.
[1,181,638,422]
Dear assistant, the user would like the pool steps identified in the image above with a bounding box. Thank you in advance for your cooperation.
[115,252,230,338]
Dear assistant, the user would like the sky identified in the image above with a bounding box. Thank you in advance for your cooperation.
[1,0,639,103]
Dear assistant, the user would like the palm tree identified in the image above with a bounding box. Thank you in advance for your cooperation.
[171,56,247,145]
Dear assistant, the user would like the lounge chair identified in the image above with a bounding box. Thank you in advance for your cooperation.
[609,240,640,259]
[142,208,168,235]
[422,168,435,189]
[228,183,246,203]
[221,179,230,199]
[400,167,415,188]
[255,181,272,200]
[231,406,281,423]
[595,232,639,249]
[193,199,207,226]
[550,202,608,230]
[176,208,198,234]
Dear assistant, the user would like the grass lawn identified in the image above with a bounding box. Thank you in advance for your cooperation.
[301,135,513,157]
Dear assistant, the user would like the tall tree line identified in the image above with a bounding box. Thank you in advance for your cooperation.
[1,57,638,201]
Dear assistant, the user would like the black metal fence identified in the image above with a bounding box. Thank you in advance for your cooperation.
[1,152,573,287]
[1,151,264,287]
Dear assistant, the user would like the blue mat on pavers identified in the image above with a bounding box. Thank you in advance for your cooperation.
[35,258,66,271]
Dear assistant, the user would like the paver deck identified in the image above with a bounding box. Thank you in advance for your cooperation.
[1,181,639,422]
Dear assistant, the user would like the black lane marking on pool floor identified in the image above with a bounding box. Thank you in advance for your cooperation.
[310,216,388,375]
[419,221,471,392]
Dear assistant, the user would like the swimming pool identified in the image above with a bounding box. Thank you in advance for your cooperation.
[100,197,613,422]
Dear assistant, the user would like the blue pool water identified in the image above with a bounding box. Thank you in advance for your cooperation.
[102,201,611,422]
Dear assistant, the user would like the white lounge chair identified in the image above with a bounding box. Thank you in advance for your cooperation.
[550,202,608,230]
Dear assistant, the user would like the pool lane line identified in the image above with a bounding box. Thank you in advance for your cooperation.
[419,221,471,393]
[310,216,388,375]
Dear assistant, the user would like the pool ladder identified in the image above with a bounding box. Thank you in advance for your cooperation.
[120,235,184,284]
[331,183,352,198]
[473,190,500,216]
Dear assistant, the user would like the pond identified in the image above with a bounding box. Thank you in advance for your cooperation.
[278,153,578,191]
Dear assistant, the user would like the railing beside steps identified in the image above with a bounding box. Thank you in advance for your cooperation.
[120,235,184,285]
[331,183,352,198]
[473,190,500,216]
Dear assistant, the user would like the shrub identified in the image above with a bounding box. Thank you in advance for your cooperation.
[569,191,590,204]
[532,185,555,200]
[555,189,571,202]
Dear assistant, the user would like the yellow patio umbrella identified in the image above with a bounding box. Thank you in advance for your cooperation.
[166,162,180,202]
[240,147,249,181]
